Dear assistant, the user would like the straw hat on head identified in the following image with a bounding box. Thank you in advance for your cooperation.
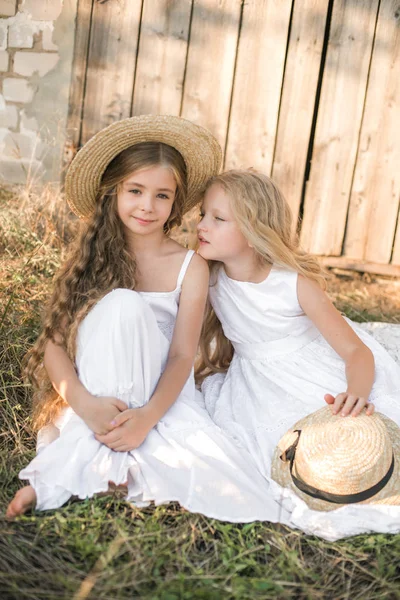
[65,115,222,218]
[271,406,400,511]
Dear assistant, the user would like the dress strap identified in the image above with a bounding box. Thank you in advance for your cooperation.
[176,249,195,288]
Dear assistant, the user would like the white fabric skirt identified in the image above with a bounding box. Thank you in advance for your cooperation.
[202,320,400,540]
[20,289,280,522]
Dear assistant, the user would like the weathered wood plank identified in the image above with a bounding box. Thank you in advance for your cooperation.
[344,0,400,264]
[181,0,241,149]
[81,0,142,144]
[64,0,94,162]
[318,256,400,277]
[271,0,326,224]
[132,0,192,116]
[225,0,292,173]
[300,0,379,255]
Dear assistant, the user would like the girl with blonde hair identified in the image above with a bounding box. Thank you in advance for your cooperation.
[196,169,400,540]
[7,120,274,520]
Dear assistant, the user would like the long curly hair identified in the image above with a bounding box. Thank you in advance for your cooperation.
[195,169,326,384]
[26,142,187,430]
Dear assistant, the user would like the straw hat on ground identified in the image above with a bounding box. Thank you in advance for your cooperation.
[271,406,400,511]
[65,115,222,218]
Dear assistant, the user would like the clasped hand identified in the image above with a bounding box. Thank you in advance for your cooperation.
[80,395,128,435]
[324,392,375,417]
[80,395,154,451]
[95,406,154,452]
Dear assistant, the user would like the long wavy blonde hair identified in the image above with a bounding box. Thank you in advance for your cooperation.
[27,142,187,430]
[195,169,326,384]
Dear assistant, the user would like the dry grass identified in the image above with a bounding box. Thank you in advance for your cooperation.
[328,270,400,325]
[1,183,400,600]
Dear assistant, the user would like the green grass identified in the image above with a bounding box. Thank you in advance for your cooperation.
[1,184,400,599]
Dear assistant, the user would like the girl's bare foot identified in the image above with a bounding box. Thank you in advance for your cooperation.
[6,485,37,517]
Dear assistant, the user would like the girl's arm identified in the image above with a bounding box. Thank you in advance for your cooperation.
[44,338,128,434]
[144,253,209,421]
[96,253,209,451]
[297,275,375,417]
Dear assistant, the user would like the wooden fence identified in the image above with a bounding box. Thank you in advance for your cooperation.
[66,0,400,276]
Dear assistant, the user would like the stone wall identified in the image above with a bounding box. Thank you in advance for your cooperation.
[0,0,77,184]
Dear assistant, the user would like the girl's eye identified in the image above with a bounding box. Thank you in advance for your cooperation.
[215,216,225,221]
[157,193,169,199]
[129,189,141,194]
[199,212,204,218]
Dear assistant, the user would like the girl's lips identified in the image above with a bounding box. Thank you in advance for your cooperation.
[198,236,209,244]
[134,216,155,225]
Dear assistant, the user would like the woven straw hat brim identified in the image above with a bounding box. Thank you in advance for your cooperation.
[65,115,222,218]
[271,407,400,512]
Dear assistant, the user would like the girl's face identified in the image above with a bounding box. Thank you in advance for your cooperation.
[117,165,176,236]
[197,183,251,262]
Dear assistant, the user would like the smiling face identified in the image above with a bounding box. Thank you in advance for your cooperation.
[197,183,251,263]
[117,165,177,238]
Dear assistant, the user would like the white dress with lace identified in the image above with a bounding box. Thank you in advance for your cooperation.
[201,265,400,540]
[20,250,282,522]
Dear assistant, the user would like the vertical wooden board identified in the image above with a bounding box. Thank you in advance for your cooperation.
[181,0,241,148]
[225,0,292,174]
[300,0,379,255]
[65,0,93,156]
[271,0,326,224]
[132,0,192,116]
[81,0,142,144]
[343,0,400,264]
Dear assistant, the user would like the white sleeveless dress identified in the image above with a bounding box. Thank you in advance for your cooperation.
[202,265,400,540]
[20,250,281,522]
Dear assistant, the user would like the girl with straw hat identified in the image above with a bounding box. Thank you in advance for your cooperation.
[7,117,277,519]
[196,169,400,540]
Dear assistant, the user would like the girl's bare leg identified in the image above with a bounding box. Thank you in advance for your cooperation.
[6,485,37,517]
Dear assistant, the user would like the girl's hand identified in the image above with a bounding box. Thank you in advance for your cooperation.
[324,393,375,417]
[94,406,155,451]
[80,394,129,435]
